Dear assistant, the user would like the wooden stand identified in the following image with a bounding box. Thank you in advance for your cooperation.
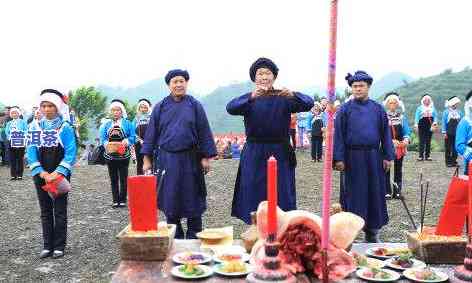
[117,224,176,261]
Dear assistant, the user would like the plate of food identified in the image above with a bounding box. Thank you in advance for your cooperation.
[213,261,252,276]
[356,268,401,282]
[213,251,251,263]
[365,247,410,259]
[197,230,229,245]
[171,263,213,279]
[385,254,426,270]
[403,268,449,282]
[172,251,212,264]
[352,252,386,269]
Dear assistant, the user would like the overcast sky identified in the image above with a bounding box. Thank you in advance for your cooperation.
[0,0,471,108]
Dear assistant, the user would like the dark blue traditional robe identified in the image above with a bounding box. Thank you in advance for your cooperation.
[227,92,314,224]
[334,99,395,229]
[141,95,217,218]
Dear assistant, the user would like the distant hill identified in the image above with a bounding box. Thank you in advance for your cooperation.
[97,78,198,105]
[393,68,472,125]
[92,69,471,134]
[201,81,253,134]
[370,72,414,99]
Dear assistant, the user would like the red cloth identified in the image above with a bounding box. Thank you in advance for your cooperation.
[395,144,407,159]
[436,171,469,236]
[41,175,65,198]
[117,144,126,155]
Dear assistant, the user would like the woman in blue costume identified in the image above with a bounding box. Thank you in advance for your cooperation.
[333,71,394,242]
[414,94,438,161]
[133,98,152,175]
[99,99,136,208]
[455,90,472,174]
[27,89,77,259]
[227,58,314,224]
[5,106,28,180]
[383,92,411,199]
[442,96,463,167]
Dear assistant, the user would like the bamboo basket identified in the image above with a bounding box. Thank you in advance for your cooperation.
[406,228,467,264]
[117,224,176,261]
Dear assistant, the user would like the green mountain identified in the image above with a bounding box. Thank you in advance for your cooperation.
[93,69,471,134]
[393,68,472,124]
[370,72,414,99]
[201,81,253,134]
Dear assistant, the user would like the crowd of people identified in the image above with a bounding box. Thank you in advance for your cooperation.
[2,57,472,259]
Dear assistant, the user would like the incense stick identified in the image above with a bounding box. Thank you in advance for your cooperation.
[420,181,424,233]
[421,181,430,233]
[398,191,417,230]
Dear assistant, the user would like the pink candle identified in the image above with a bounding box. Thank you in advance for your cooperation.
[267,156,278,236]
[322,0,339,252]
[468,162,472,239]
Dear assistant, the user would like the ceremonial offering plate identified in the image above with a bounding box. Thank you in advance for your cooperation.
[366,247,409,259]
[403,268,448,282]
[171,264,213,279]
[354,256,386,269]
[213,246,251,263]
[213,262,252,276]
[172,251,212,264]
[356,268,401,282]
[196,230,228,240]
[385,257,426,270]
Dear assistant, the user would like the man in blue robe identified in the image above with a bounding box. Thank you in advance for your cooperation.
[227,57,314,224]
[141,69,217,239]
[333,70,394,242]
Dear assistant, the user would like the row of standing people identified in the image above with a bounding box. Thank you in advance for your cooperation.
[21,59,471,259]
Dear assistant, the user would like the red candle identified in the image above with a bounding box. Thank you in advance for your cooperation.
[267,156,278,236]
[128,175,158,232]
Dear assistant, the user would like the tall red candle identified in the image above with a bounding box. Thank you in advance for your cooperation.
[128,175,158,232]
[267,156,278,236]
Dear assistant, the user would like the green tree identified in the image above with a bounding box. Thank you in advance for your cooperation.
[123,101,137,122]
[69,86,107,142]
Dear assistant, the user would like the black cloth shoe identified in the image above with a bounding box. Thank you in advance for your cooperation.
[364,229,380,243]
[385,194,392,200]
[52,250,64,258]
[17,176,22,180]
[425,157,433,161]
[10,177,16,181]
[119,202,127,207]
[417,157,424,161]
[112,203,119,208]
[39,249,51,259]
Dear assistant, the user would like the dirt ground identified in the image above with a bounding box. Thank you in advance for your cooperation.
[0,151,457,282]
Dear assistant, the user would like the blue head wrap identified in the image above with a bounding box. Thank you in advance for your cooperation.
[249,57,279,82]
[345,70,373,87]
[165,69,189,85]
